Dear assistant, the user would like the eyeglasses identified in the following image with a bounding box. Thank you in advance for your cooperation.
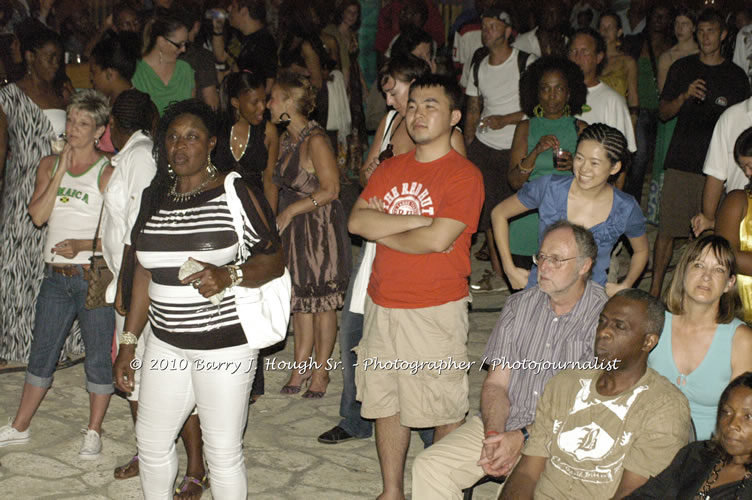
[533,253,580,268]
[164,37,188,50]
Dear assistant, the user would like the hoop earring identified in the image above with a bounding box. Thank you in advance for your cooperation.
[278,112,291,128]
[167,163,175,178]
[206,153,217,180]
[533,104,544,118]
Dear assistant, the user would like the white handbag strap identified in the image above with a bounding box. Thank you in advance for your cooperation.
[223,172,250,262]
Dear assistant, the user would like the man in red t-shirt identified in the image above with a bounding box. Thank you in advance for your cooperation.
[349,74,484,499]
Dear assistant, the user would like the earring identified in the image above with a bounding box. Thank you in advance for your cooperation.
[206,152,217,180]
[159,49,163,65]
[533,104,544,118]
[94,138,100,147]
[167,163,175,178]
[279,112,291,128]
[563,104,571,117]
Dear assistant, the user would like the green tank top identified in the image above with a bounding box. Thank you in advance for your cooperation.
[637,56,659,110]
[510,116,577,256]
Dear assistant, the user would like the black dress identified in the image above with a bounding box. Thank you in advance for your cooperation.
[214,121,268,190]
[213,121,271,398]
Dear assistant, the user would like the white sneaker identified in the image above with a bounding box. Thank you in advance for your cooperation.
[0,418,30,447]
[78,428,102,460]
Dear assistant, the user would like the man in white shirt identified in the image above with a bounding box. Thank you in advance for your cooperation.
[464,3,534,293]
[691,97,752,236]
[568,28,637,157]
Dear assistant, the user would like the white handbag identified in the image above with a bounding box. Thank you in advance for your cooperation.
[224,172,292,349]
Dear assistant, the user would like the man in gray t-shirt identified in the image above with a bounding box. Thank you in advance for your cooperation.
[412,220,608,499]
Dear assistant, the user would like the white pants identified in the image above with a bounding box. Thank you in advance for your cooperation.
[136,334,257,500]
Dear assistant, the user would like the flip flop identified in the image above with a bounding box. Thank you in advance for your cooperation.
[174,474,209,499]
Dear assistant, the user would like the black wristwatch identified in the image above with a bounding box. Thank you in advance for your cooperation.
[520,426,529,442]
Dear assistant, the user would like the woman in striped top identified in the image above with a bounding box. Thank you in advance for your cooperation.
[113,99,285,499]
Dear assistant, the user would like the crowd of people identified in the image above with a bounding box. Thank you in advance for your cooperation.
[0,0,752,499]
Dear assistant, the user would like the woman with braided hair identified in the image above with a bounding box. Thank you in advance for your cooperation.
[491,123,648,295]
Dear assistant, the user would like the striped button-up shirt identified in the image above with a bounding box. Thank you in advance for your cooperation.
[481,280,608,431]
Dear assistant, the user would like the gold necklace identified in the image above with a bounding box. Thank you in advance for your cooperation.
[695,459,752,500]
[169,175,212,202]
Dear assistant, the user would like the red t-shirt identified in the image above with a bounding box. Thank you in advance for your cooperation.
[361,149,484,308]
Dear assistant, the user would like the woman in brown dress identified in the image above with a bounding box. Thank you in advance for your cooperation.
[268,71,350,398]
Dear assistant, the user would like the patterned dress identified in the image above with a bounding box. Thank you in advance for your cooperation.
[0,84,82,361]
[273,121,350,313]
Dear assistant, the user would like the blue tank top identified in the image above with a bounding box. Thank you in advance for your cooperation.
[648,311,743,440]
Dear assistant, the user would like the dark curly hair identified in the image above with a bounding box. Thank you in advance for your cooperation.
[518,56,587,117]
[122,99,218,310]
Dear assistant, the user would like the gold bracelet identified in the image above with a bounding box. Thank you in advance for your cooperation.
[120,331,138,345]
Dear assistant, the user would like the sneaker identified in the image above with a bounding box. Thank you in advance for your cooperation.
[470,270,507,293]
[0,418,30,448]
[79,429,102,460]
[318,426,357,444]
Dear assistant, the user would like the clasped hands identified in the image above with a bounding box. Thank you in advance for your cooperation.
[477,429,525,477]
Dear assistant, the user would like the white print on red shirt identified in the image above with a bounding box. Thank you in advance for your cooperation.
[382,182,435,216]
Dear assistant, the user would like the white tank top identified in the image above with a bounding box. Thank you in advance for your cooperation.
[44,156,109,265]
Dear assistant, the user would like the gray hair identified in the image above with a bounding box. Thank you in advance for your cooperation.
[67,89,111,129]
[612,288,666,337]
[541,220,597,279]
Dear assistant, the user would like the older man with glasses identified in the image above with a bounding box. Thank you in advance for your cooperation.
[412,220,608,499]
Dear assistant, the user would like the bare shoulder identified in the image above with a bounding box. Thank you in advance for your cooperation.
[733,323,752,347]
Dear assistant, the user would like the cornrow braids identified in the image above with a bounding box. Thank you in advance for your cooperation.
[112,89,156,136]
[578,123,631,181]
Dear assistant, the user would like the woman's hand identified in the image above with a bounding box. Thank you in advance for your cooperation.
[52,239,84,259]
[363,157,381,181]
[113,345,136,393]
[532,135,560,156]
[180,257,232,297]
[276,208,294,233]
[58,144,73,173]
[605,281,629,297]
[506,266,530,290]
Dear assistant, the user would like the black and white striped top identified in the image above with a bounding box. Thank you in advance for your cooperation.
[136,182,276,350]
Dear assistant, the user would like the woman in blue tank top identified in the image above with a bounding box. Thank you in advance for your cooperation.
[648,235,752,440]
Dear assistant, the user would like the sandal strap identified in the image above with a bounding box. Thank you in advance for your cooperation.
[175,475,209,493]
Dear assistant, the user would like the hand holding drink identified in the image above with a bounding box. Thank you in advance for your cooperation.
[553,148,573,171]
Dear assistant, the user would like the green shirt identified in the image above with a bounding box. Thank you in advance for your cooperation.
[132,59,195,116]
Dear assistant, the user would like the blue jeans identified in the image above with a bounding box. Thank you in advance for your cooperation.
[338,248,434,447]
[626,108,658,204]
[26,265,115,394]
